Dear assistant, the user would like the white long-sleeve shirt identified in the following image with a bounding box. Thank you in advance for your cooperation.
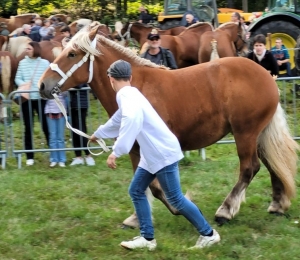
[93,86,183,173]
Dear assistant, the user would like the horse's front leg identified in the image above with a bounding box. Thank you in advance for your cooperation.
[215,139,260,225]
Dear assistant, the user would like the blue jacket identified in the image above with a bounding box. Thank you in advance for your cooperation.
[30,26,41,42]
[15,56,50,99]
[271,45,290,60]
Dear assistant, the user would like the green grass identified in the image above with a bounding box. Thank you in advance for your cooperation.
[0,85,300,259]
[0,149,299,260]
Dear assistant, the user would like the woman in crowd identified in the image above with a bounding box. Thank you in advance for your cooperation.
[45,92,68,168]
[15,42,50,166]
[39,19,52,39]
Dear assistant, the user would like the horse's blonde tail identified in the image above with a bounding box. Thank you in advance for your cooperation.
[210,39,220,61]
[258,103,299,199]
[1,55,11,94]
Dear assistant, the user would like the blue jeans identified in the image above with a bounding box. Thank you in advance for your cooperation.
[279,61,292,76]
[46,116,66,163]
[129,162,212,239]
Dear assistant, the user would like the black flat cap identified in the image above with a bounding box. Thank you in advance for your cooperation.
[107,60,132,78]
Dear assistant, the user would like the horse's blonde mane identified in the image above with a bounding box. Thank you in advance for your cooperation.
[1,55,11,94]
[217,22,237,30]
[68,32,167,69]
[74,18,92,26]
[185,22,214,31]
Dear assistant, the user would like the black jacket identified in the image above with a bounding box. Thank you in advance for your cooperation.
[70,84,89,109]
[247,50,279,76]
[140,47,178,69]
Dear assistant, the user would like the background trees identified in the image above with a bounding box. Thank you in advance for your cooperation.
[0,0,268,22]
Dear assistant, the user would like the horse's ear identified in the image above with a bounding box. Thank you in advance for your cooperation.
[88,24,100,41]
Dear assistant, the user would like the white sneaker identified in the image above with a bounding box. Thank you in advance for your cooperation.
[85,156,95,166]
[26,159,34,166]
[49,162,57,167]
[70,157,84,166]
[120,236,157,251]
[59,162,66,167]
[189,229,220,249]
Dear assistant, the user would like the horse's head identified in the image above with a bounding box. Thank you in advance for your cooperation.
[234,23,249,57]
[39,25,101,99]
[217,22,249,57]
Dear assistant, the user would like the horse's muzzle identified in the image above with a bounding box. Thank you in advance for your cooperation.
[39,82,54,99]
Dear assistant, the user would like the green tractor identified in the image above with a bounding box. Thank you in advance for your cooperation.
[248,0,300,75]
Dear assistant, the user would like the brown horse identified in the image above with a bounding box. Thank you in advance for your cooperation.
[49,14,71,25]
[140,22,213,68]
[198,22,248,63]
[117,22,186,47]
[39,27,298,227]
[0,13,40,33]
[0,35,62,62]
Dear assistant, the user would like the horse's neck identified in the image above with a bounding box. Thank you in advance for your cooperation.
[89,80,118,117]
[222,26,238,42]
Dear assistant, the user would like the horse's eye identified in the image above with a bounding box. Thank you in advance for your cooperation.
[68,52,76,58]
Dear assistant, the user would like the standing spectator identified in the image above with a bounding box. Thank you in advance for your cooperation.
[247,34,279,76]
[89,60,221,250]
[39,19,52,39]
[30,19,42,42]
[15,42,50,166]
[231,12,241,23]
[60,26,72,39]
[240,16,250,40]
[56,17,67,27]
[138,6,152,24]
[0,22,10,36]
[185,14,199,27]
[19,24,32,38]
[50,17,59,27]
[45,92,67,167]
[41,27,55,41]
[271,38,292,77]
[140,29,177,69]
[69,84,95,166]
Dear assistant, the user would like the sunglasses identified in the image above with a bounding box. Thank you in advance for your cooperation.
[150,38,159,41]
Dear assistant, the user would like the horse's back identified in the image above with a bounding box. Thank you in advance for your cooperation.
[151,57,279,147]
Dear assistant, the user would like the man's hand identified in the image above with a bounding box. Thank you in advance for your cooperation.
[89,134,98,143]
[107,153,117,169]
[277,60,282,66]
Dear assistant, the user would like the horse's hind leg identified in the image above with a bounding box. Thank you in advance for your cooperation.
[258,154,291,215]
[215,136,261,225]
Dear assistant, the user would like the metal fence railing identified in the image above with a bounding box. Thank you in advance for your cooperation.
[0,78,300,168]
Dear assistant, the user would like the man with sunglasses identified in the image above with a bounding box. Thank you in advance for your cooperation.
[140,29,178,69]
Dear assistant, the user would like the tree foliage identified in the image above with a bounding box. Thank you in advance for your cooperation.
[0,0,270,20]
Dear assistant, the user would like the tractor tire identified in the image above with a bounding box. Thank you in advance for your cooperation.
[250,20,300,75]
[294,36,300,74]
[159,19,181,30]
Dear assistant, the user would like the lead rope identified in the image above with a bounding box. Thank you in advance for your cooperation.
[52,93,110,156]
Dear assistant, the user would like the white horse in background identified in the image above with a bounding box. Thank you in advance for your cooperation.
[2,36,31,57]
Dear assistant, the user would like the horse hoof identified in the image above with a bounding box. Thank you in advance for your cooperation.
[215,216,230,226]
[121,224,136,229]
[269,212,290,218]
